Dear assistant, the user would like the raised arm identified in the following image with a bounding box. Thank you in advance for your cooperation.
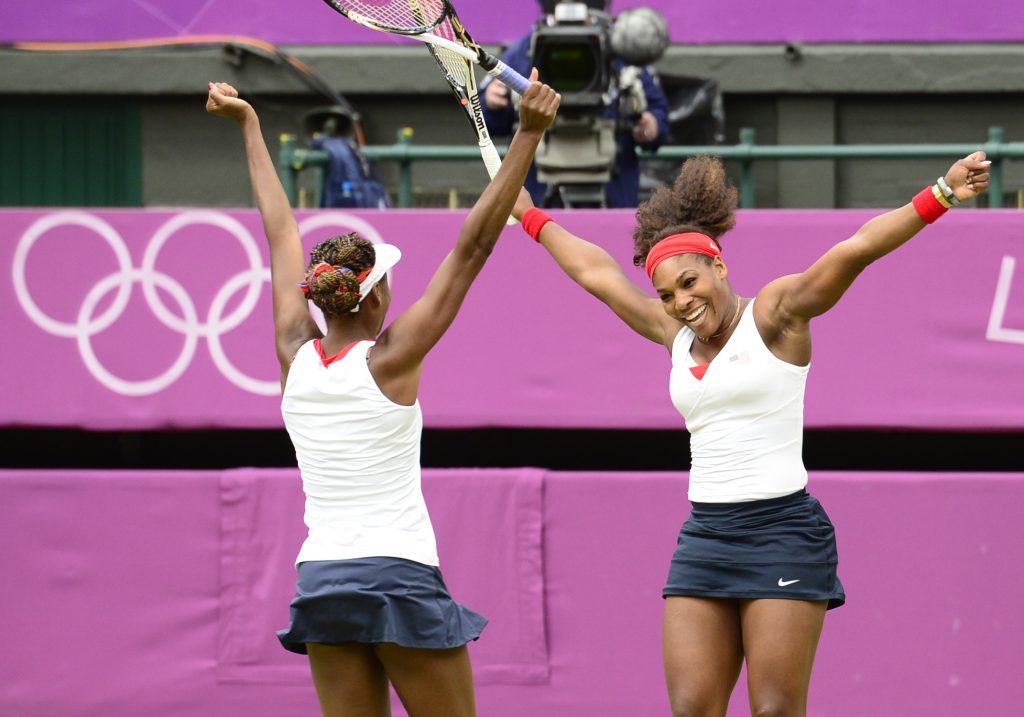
[510,190,680,346]
[368,71,560,398]
[755,152,991,362]
[205,83,320,378]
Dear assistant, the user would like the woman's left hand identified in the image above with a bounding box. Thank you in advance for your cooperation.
[945,151,992,201]
[205,82,254,126]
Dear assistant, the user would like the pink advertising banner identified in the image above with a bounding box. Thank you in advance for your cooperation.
[2,208,1023,430]
[2,0,1023,45]
[3,468,1023,716]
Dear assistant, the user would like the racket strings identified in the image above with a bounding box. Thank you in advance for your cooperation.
[431,45,473,86]
[330,0,446,32]
[426,16,475,84]
[429,13,457,42]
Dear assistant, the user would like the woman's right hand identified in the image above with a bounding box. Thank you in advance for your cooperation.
[516,68,560,135]
[944,150,992,202]
[205,82,254,125]
[512,187,535,222]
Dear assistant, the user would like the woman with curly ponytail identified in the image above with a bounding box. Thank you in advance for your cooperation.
[512,151,991,717]
[207,74,560,717]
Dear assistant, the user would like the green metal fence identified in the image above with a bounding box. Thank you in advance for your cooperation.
[280,126,1024,210]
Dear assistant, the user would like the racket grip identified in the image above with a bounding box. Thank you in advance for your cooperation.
[479,140,519,225]
[484,60,531,96]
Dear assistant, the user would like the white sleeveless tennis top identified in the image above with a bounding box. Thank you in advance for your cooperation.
[669,298,810,503]
[281,339,438,567]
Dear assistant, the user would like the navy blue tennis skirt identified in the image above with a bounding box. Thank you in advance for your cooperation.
[277,557,488,654]
[664,489,845,609]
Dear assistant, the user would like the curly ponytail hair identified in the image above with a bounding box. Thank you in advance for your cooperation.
[303,233,376,316]
[632,156,738,267]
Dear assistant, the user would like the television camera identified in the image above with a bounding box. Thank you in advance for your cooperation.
[529,1,669,207]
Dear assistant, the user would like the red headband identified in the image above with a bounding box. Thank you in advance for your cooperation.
[644,232,722,280]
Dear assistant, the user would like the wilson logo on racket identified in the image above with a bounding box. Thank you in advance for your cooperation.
[469,94,487,134]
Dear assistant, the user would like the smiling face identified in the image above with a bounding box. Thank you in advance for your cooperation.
[652,253,732,333]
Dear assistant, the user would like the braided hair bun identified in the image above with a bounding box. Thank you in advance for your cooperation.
[304,233,376,316]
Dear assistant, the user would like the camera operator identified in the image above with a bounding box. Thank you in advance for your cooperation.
[480,0,669,208]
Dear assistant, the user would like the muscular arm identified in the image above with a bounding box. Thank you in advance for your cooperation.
[769,203,927,322]
[756,152,992,364]
[369,74,561,403]
[513,190,680,346]
[206,83,320,382]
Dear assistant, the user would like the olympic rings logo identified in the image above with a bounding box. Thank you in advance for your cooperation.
[12,210,386,397]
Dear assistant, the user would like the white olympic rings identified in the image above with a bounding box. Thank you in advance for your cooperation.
[13,210,386,397]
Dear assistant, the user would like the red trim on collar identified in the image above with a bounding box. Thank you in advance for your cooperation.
[314,339,362,368]
[690,364,710,381]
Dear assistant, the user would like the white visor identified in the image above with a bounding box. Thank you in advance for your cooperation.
[350,243,402,313]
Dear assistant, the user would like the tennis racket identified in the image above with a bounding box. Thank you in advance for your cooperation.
[321,0,530,220]
[319,0,531,98]
[421,29,504,180]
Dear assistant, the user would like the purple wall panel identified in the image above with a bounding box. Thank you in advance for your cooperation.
[2,469,1022,715]
[3,0,1023,45]
[4,208,1023,430]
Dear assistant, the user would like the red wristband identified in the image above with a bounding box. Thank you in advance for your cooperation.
[522,208,553,243]
[912,185,948,224]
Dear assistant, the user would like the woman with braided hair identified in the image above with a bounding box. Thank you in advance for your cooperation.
[206,75,559,717]
[512,152,990,716]
[301,238,380,315]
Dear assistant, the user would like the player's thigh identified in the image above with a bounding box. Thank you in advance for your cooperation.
[739,598,828,717]
[663,596,744,717]
[373,643,475,717]
[306,642,391,717]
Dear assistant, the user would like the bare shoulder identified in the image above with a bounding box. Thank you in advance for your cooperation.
[659,312,686,355]
[754,276,812,364]
[755,275,801,325]
[364,325,422,406]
